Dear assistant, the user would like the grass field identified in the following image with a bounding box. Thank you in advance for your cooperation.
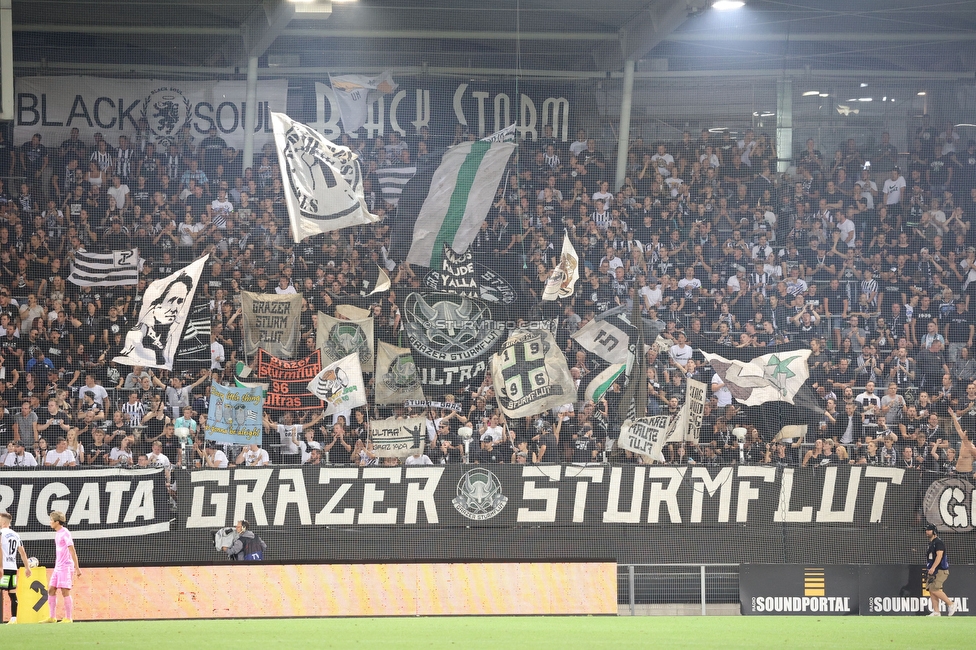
[2,616,974,649]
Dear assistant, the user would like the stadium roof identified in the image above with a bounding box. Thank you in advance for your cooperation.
[10,0,976,79]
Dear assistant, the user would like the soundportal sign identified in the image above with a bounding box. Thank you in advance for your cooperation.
[181,465,915,529]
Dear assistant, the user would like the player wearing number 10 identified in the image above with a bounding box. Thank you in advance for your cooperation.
[1,511,32,624]
[41,511,81,624]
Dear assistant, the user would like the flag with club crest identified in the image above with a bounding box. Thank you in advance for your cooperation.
[307,352,368,416]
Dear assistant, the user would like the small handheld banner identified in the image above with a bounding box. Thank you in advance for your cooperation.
[206,382,264,445]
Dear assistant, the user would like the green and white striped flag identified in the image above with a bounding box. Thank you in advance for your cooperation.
[584,363,626,404]
[406,140,516,269]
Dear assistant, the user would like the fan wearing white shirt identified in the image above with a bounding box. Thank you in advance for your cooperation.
[882,167,906,206]
[205,446,229,468]
[236,444,270,467]
[146,441,172,468]
[2,440,37,467]
[44,437,77,467]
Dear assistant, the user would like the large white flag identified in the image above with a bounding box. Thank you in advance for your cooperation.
[571,317,631,366]
[405,141,517,269]
[491,328,576,419]
[307,353,368,416]
[702,350,812,406]
[542,232,580,301]
[328,71,397,134]
[114,255,208,370]
[271,112,378,243]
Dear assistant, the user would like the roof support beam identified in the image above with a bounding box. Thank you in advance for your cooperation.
[14,24,241,36]
[280,28,617,41]
[242,0,297,62]
[668,32,976,43]
[593,0,702,71]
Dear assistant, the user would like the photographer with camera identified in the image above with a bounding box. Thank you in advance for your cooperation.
[221,520,266,562]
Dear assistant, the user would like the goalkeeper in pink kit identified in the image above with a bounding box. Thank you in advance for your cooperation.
[42,511,81,623]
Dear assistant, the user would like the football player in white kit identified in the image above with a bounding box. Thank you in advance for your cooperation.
[0,511,32,624]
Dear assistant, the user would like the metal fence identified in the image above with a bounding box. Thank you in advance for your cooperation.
[618,564,740,615]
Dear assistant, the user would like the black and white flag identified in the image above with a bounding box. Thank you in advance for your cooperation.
[172,298,212,370]
[68,249,140,287]
[271,112,379,243]
[491,328,576,419]
[114,255,208,370]
[438,244,479,298]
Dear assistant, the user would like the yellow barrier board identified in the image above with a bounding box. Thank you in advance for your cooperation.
[13,566,50,624]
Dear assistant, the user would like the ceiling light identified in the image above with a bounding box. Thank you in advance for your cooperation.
[712,1,745,10]
[847,98,858,102]
[760,111,775,117]
[802,90,820,97]
[917,91,927,96]
[956,123,976,128]
[860,83,869,88]
[819,93,829,98]
[882,96,887,101]
[858,98,872,102]
[708,127,728,133]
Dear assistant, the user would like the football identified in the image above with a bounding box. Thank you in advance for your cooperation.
[27,557,39,568]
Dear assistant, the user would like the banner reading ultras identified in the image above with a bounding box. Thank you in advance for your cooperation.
[255,349,323,410]
[181,465,913,530]
[0,469,170,540]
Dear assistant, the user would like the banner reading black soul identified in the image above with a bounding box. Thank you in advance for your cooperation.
[0,468,171,541]
[180,464,914,530]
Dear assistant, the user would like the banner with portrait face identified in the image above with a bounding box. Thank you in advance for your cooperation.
[113,255,208,370]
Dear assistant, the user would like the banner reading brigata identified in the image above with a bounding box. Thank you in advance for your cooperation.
[241,291,304,359]
[206,382,264,445]
[14,76,288,149]
[255,349,323,411]
[0,469,170,540]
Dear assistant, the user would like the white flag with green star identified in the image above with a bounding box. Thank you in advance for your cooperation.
[702,350,811,406]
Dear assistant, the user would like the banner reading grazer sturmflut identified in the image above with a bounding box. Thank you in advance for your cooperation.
[369,416,426,458]
[114,255,208,370]
[255,349,323,411]
[14,76,287,149]
[0,468,169,540]
[206,382,263,445]
[241,291,304,359]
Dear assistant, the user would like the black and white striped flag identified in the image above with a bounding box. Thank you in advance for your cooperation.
[377,163,417,208]
[68,249,141,287]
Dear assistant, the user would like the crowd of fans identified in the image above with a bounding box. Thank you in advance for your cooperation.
[0,112,975,479]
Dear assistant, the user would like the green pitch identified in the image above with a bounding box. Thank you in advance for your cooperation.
[4,616,974,648]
